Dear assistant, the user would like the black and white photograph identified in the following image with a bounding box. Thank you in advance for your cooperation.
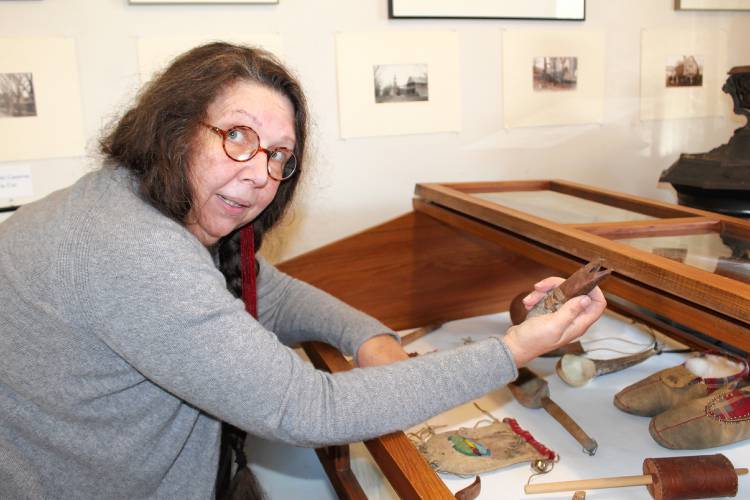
[0,73,37,117]
[533,56,578,91]
[336,30,459,138]
[373,63,428,103]
[665,55,704,87]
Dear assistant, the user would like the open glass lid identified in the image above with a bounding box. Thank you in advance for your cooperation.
[414,179,750,326]
[472,190,655,224]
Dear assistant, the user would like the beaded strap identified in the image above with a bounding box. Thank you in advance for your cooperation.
[503,417,557,461]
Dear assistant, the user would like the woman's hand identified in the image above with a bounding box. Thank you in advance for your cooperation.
[356,334,410,367]
[503,277,607,367]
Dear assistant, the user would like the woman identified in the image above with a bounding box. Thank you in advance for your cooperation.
[0,43,605,499]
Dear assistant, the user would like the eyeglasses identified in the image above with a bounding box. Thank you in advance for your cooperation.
[201,122,297,181]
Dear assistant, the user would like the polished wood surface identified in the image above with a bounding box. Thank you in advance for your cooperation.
[314,446,368,500]
[572,217,719,239]
[302,341,455,499]
[279,211,554,331]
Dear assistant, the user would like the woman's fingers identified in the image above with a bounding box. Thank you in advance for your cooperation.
[533,276,565,292]
[522,276,564,307]
[505,290,607,367]
[555,292,606,343]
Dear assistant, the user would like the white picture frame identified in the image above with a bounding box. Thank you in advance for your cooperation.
[389,0,585,20]
[640,29,728,121]
[675,0,750,10]
[335,30,461,139]
[502,30,605,128]
[0,37,85,162]
[137,35,283,84]
[130,0,277,4]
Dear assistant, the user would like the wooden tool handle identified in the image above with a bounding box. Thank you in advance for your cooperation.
[525,473,653,494]
[541,397,598,455]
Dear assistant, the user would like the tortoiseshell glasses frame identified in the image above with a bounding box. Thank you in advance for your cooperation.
[201,122,297,181]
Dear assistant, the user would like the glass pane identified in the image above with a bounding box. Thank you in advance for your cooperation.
[472,190,655,224]
[618,232,750,284]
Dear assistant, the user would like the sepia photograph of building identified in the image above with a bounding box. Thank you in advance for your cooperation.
[665,55,703,87]
[373,63,429,103]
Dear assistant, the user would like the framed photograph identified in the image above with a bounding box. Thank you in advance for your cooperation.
[675,0,750,10]
[389,0,585,20]
[335,30,461,139]
[640,29,728,120]
[502,30,605,128]
[130,0,276,3]
[0,37,85,162]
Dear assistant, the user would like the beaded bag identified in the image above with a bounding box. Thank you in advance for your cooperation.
[410,404,556,476]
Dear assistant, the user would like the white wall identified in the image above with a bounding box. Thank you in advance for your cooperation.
[1,0,748,258]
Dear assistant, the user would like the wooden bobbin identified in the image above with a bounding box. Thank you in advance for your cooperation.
[525,453,747,499]
[644,454,738,500]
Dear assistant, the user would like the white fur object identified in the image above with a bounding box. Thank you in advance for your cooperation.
[685,354,744,378]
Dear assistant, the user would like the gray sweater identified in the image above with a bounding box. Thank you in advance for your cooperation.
[0,167,518,499]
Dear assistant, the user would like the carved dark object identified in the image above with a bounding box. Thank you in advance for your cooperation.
[659,66,750,218]
[509,258,611,325]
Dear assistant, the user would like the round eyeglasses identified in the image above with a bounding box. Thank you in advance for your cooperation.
[201,123,297,181]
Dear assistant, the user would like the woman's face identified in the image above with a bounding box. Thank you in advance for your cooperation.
[186,80,296,247]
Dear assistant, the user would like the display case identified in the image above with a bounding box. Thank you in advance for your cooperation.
[277,179,750,499]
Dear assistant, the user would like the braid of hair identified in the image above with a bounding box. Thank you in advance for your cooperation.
[218,229,243,299]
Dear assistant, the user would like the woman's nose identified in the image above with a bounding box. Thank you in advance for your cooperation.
[238,152,269,185]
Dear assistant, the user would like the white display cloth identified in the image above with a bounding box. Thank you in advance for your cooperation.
[347,310,750,500]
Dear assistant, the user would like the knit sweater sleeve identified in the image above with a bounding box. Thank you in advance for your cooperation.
[76,194,518,448]
[255,256,396,359]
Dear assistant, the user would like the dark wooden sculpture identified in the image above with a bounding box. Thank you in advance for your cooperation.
[659,66,750,219]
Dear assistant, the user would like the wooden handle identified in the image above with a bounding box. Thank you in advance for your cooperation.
[525,468,748,495]
[541,397,598,455]
[525,473,653,494]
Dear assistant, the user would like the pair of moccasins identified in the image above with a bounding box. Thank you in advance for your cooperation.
[613,353,750,449]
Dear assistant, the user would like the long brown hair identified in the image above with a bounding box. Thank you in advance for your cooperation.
[100,42,308,296]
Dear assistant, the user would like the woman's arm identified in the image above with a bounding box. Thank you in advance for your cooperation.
[256,257,400,359]
[356,334,410,367]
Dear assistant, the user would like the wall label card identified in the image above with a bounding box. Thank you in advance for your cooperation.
[0,166,33,200]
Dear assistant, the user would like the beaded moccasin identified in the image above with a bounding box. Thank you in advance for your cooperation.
[613,354,748,417]
[650,386,750,449]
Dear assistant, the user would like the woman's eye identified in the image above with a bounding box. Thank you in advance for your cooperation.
[227,129,246,143]
[269,150,287,161]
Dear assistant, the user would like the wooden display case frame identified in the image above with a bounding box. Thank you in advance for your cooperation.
[277,179,750,499]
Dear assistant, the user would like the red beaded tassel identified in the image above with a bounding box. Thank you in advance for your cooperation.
[503,417,557,461]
